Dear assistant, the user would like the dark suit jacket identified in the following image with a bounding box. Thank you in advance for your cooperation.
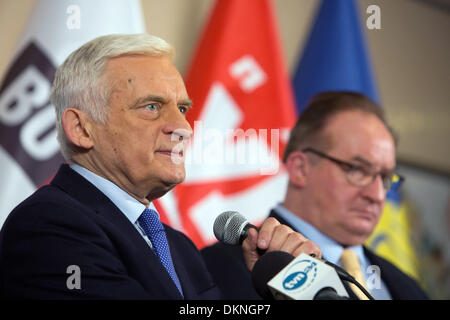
[201,210,428,300]
[0,164,221,299]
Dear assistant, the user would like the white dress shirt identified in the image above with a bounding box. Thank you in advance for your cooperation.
[70,162,157,249]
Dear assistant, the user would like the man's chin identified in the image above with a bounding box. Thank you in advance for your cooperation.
[337,224,376,246]
[146,183,177,202]
[170,168,186,184]
[348,228,375,246]
[143,171,185,201]
[160,171,186,190]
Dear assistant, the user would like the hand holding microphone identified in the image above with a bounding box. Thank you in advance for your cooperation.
[213,211,322,271]
[213,211,374,300]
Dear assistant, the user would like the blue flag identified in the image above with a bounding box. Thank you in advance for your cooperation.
[293,0,378,113]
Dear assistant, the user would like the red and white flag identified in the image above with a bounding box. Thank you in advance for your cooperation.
[157,0,296,247]
[0,0,145,226]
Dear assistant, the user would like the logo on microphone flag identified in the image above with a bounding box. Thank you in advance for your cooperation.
[156,0,296,247]
[0,0,145,227]
[268,253,348,300]
[282,260,318,291]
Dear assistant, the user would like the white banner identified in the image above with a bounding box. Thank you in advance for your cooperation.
[0,0,145,226]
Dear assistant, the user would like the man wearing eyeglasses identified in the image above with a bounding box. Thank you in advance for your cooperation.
[202,91,428,300]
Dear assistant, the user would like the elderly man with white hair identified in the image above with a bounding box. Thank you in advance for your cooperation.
[0,34,320,299]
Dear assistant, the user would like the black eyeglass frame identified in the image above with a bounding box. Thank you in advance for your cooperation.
[301,147,404,191]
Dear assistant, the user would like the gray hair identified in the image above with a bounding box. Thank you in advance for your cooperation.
[50,33,175,160]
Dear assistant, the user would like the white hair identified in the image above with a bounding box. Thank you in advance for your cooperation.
[50,33,175,160]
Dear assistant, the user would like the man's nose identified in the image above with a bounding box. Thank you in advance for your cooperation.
[361,174,386,203]
[163,104,193,141]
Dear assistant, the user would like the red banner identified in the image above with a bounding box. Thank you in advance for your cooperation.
[158,0,296,248]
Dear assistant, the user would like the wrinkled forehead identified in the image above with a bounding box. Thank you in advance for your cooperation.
[103,54,188,97]
[323,110,396,168]
[104,54,179,79]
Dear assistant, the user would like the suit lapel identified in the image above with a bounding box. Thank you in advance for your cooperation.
[164,230,193,298]
[50,164,182,299]
[364,247,401,300]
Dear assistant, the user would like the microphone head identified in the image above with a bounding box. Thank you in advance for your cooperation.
[251,251,294,300]
[213,211,247,245]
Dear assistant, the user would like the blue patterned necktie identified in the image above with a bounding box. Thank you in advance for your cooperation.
[138,208,183,297]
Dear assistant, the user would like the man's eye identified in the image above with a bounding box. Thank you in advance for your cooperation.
[380,172,393,182]
[144,103,158,111]
[178,105,189,114]
[350,166,368,177]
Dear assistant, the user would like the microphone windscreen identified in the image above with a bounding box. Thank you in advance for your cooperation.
[213,211,247,245]
[251,251,294,299]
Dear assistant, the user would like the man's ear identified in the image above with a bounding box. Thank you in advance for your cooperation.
[285,151,309,187]
[61,108,94,150]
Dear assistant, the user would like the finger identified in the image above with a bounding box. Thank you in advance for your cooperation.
[266,224,295,252]
[292,239,322,259]
[279,231,308,254]
[257,217,280,250]
[242,227,258,252]
[241,227,260,271]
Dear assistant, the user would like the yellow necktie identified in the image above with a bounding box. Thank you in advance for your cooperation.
[339,249,369,300]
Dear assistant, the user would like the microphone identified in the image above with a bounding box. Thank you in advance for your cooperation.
[213,211,375,300]
[251,251,350,300]
[251,251,294,300]
[213,211,258,245]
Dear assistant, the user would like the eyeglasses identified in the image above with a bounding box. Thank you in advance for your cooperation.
[302,148,404,191]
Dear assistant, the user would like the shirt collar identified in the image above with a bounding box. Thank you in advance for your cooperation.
[70,163,157,224]
[274,203,365,265]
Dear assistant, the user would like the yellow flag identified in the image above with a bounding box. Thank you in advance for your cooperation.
[366,198,420,280]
